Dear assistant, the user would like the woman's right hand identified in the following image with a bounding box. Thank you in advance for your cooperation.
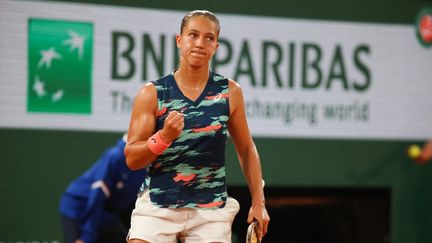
[160,111,184,143]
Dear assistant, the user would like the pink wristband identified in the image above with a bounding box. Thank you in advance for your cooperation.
[147,131,172,155]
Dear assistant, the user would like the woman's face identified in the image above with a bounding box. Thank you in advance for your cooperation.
[177,16,219,68]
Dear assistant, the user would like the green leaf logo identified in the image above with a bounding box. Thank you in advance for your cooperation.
[28,19,93,114]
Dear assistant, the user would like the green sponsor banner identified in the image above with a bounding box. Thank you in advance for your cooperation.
[27,18,93,114]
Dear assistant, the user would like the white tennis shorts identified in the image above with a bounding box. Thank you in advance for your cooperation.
[127,189,240,243]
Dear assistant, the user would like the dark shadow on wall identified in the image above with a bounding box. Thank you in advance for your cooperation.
[229,186,390,243]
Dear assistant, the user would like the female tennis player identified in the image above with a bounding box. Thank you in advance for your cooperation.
[125,10,270,243]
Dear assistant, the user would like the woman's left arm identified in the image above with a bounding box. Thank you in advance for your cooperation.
[227,79,270,240]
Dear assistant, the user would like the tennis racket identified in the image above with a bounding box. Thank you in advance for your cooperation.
[246,220,260,243]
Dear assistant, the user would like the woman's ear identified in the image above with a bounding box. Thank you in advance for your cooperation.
[175,34,182,48]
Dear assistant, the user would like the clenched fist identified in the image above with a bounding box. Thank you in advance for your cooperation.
[160,111,184,143]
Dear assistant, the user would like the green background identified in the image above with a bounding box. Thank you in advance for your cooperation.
[2,0,432,242]
[1,129,431,242]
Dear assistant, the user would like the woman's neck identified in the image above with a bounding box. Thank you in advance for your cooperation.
[174,64,209,87]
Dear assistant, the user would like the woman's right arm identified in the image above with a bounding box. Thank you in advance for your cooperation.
[124,83,185,170]
[124,83,159,170]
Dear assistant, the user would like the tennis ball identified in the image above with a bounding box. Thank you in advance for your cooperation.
[408,144,422,160]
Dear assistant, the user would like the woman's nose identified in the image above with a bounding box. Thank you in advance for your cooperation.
[195,37,204,47]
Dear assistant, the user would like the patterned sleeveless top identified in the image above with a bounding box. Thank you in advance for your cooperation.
[141,71,230,209]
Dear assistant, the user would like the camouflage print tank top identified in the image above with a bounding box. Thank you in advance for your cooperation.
[141,71,230,209]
